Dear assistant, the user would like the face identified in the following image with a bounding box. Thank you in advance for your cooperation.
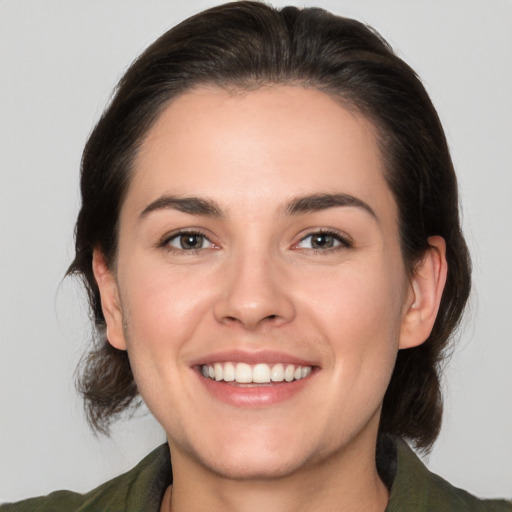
[96,85,430,480]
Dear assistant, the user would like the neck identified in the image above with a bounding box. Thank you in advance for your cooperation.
[165,427,389,512]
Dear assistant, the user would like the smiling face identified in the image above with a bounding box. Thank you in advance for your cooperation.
[93,85,443,482]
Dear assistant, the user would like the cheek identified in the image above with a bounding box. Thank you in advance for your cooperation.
[300,258,405,340]
[121,261,211,336]
[296,258,405,387]
[116,261,216,401]
[116,265,213,418]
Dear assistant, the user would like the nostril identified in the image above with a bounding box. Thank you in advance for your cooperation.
[223,313,278,327]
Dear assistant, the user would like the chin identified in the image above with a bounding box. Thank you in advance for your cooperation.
[201,446,310,481]
[172,423,318,481]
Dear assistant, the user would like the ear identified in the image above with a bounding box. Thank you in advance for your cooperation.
[92,249,127,351]
[399,236,448,349]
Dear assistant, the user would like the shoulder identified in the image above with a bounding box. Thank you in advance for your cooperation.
[0,444,171,512]
[387,437,512,512]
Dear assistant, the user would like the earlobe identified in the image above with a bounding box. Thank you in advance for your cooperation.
[92,249,127,351]
[399,236,448,349]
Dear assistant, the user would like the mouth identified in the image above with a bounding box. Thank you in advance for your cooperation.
[200,362,313,384]
[195,355,317,407]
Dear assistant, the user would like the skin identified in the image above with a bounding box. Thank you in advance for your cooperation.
[93,85,447,512]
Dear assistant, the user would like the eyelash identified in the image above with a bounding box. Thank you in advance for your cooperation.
[159,229,216,254]
[159,228,352,255]
[294,229,353,253]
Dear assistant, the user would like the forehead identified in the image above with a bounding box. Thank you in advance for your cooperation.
[126,85,396,221]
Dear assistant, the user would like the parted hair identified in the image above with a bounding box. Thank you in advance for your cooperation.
[68,1,471,451]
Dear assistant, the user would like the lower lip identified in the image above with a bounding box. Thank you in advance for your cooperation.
[197,370,315,407]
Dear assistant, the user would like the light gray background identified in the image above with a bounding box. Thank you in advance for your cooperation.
[1,0,511,502]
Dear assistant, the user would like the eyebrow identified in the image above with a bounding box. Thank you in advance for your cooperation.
[139,195,223,220]
[139,192,376,220]
[284,193,377,218]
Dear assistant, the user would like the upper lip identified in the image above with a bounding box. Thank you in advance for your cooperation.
[190,349,319,367]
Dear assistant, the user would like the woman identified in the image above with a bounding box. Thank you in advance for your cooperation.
[1,2,510,510]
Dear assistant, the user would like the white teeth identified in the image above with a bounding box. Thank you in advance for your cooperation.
[270,363,284,382]
[301,366,312,378]
[235,362,252,383]
[284,364,295,382]
[214,363,223,381]
[201,362,313,384]
[223,362,235,382]
[253,363,271,383]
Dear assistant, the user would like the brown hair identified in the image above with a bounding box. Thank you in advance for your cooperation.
[68,1,471,451]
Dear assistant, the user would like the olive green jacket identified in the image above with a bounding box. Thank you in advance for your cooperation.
[2,438,511,511]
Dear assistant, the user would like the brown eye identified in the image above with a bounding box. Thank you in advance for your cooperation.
[167,232,210,250]
[296,231,350,251]
[311,233,336,249]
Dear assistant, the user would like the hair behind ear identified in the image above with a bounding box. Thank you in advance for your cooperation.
[382,237,452,451]
[380,343,444,451]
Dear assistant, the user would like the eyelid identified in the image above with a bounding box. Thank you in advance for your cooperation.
[157,227,352,253]
[293,228,353,251]
[159,228,218,252]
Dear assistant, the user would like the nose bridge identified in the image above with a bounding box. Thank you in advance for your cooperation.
[213,240,294,329]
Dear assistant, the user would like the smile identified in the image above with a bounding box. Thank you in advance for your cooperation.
[201,362,313,384]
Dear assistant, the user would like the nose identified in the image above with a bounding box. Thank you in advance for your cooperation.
[213,250,295,331]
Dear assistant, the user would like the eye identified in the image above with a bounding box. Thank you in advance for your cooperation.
[165,232,214,251]
[295,231,350,251]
